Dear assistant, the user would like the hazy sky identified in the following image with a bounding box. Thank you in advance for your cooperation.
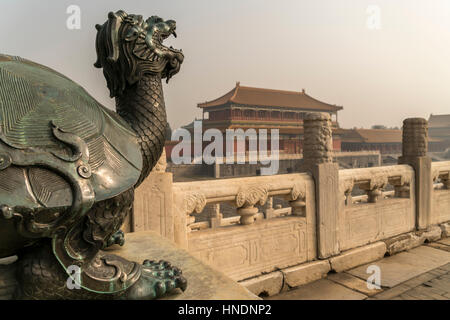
[1,0,449,130]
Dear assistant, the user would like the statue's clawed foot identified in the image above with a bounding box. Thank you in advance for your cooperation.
[123,259,187,300]
[105,230,125,248]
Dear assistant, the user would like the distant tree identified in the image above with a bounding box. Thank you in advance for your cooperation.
[371,125,387,129]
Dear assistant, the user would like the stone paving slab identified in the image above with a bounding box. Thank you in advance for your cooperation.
[395,272,450,300]
[327,272,382,296]
[370,266,447,300]
[347,246,450,288]
[268,244,450,300]
[267,279,367,300]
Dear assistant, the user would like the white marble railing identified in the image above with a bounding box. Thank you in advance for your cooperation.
[339,165,414,205]
[171,173,317,280]
[338,165,416,250]
[432,161,450,190]
[131,113,450,284]
[431,161,450,224]
[173,173,312,231]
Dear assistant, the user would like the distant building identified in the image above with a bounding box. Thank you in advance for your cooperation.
[195,82,343,154]
[341,129,402,154]
[428,114,450,152]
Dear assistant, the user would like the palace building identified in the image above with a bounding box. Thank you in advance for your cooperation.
[193,82,344,154]
[428,114,450,152]
[340,129,403,154]
[338,115,450,155]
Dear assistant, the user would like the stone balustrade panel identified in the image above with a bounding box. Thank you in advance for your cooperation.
[173,173,314,229]
[338,165,416,251]
[431,161,450,225]
[172,173,316,281]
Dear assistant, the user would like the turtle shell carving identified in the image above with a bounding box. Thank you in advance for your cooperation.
[0,54,142,209]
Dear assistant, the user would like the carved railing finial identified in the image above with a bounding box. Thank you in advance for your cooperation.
[402,118,428,158]
[235,185,268,225]
[303,112,333,167]
[289,183,307,216]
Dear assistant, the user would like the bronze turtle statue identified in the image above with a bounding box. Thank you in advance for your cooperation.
[0,10,185,299]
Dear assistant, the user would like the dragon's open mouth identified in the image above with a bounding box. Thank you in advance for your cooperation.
[129,17,183,66]
[155,27,178,49]
[161,28,177,40]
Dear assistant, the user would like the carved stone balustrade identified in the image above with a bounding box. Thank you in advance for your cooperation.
[399,117,432,229]
[359,175,388,203]
[432,161,450,190]
[288,183,307,216]
[172,173,312,231]
[339,165,414,205]
[338,164,416,251]
[431,161,450,225]
[390,175,412,199]
[302,112,339,258]
[176,173,316,281]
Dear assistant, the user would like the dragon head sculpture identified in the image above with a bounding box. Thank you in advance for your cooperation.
[94,10,184,97]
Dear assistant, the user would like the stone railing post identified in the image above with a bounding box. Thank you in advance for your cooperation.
[133,149,175,241]
[209,204,223,228]
[264,196,275,219]
[398,118,432,230]
[303,112,340,259]
[214,162,220,178]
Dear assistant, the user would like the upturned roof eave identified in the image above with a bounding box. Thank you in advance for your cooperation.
[198,84,343,112]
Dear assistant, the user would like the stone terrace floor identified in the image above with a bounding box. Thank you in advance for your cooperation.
[268,237,450,300]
